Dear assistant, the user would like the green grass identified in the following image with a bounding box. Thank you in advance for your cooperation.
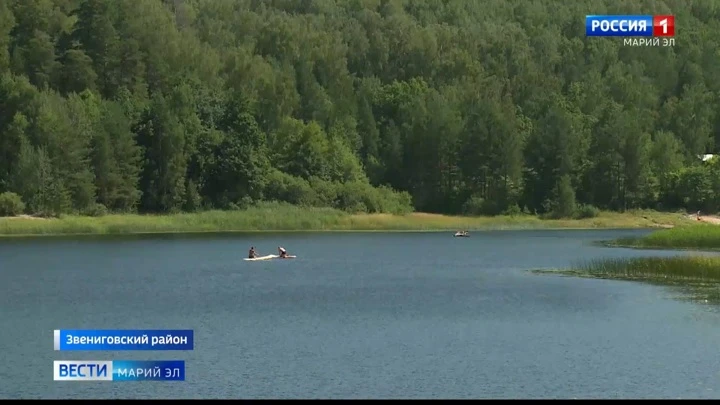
[532,256,720,304]
[0,204,694,237]
[608,223,720,250]
[568,256,720,282]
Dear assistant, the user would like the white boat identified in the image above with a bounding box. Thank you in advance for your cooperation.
[243,254,278,261]
[243,254,297,261]
[454,231,469,237]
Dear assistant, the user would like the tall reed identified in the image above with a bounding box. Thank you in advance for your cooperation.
[0,205,689,236]
[571,256,720,282]
[611,224,720,250]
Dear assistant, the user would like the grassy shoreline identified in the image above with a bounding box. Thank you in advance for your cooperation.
[533,222,720,305]
[0,206,692,237]
[533,256,720,283]
[606,224,720,251]
[532,256,720,304]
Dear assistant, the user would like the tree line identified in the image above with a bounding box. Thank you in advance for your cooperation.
[0,0,719,218]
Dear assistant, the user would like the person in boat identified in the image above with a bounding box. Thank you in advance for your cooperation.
[249,246,258,259]
[278,246,288,258]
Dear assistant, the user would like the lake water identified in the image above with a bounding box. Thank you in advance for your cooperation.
[1,229,720,399]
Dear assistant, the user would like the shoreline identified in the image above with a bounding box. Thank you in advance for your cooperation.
[601,242,720,252]
[0,226,677,239]
[598,237,720,252]
[603,222,720,251]
[0,207,695,238]
[531,255,720,305]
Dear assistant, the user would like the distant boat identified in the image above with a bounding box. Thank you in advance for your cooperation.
[243,254,297,261]
[244,254,277,261]
[454,231,469,237]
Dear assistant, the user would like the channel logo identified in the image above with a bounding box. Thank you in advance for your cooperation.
[53,360,185,381]
[53,361,113,381]
[585,15,675,37]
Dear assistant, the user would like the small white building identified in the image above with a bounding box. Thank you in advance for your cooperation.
[699,154,715,162]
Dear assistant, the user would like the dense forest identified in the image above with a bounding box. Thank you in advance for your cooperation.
[1,0,720,218]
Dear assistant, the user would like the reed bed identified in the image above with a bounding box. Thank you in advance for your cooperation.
[570,256,720,283]
[610,224,720,250]
[0,206,688,237]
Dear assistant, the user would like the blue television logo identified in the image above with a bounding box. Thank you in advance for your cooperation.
[585,15,653,37]
[53,360,185,381]
[54,361,113,381]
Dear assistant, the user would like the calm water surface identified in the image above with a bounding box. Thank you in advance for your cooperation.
[1,229,720,399]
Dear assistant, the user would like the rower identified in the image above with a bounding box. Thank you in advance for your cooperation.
[278,246,288,258]
[249,246,258,258]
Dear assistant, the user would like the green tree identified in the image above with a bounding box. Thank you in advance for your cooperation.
[210,110,270,205]
[136,94,187,212]
[0,0,719,217]
[0,0,15,71]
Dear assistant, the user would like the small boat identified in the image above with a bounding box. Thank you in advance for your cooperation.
[243,254,297,261]
[454,231,469,237]
[244,254,277,261]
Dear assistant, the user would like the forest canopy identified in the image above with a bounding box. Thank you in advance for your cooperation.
[1,0,719,218]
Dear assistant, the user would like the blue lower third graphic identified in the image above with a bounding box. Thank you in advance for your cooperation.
[53,360,185,381]
[54,329,193,351]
